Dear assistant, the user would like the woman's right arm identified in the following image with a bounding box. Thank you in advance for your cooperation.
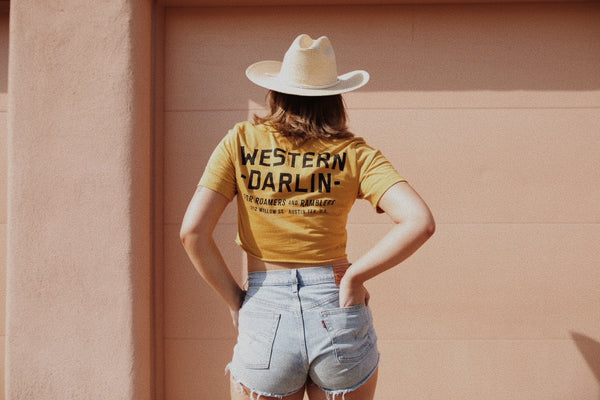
[180,186,245,327]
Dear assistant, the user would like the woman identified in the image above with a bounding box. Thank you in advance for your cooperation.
[180,34,435,400]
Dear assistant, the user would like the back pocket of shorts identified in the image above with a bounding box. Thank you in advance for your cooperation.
[320,304,374,363]
[236,310,281,369]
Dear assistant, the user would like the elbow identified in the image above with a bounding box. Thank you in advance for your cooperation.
[392,212,435,245]
[390,207,436,240]
[179,225,206,250]
[424,218,436,239]
[408,211,436,242]
[179,227,194,249]
[423,212,436,238]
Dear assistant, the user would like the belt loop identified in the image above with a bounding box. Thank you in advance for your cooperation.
[291,269,298,293]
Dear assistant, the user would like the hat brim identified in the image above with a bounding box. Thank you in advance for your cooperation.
[246,60,369,97]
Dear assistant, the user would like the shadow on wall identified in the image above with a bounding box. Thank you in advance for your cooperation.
[0,10,7,94]
[571,332,600,399]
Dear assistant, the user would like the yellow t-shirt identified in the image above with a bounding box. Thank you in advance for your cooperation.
[199,121,406,263]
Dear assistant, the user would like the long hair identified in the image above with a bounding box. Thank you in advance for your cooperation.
[254,90,354,146]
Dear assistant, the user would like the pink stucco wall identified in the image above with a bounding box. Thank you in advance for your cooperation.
[1,1,599,399]
[5,1,153,398]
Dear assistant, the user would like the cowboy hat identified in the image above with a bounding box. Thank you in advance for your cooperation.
[246,34,369,96]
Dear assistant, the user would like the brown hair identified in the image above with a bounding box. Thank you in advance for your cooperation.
[254,90,354,145]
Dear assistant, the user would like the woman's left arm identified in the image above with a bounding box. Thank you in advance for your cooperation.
[339,181,435,307]
[180,186,245,328]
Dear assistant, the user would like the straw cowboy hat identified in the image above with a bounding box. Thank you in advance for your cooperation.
[246,34,369,96]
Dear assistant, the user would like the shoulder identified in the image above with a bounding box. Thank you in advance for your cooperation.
[230,121,271,135]
[226,121,272,143]
[312,136,369,150]
[329,136,375,151]
[342,137,382,159]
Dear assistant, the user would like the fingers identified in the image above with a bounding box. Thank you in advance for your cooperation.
[230,309,240,329]
[338,283,369,308]
[230,290,245,329]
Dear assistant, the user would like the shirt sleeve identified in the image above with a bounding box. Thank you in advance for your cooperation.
[198,128,238,201]
[356,141,406,213]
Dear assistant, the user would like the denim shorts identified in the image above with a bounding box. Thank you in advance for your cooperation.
[227,266,379,399]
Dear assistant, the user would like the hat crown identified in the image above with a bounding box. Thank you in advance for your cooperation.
[278,34,338,88]
[245,33,369,96]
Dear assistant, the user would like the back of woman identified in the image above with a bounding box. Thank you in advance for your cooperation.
[180,34,435,400]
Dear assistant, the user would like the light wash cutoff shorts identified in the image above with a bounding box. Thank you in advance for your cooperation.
[227,266,379,399]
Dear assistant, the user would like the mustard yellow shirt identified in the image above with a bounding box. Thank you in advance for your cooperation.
[199,122,406,263]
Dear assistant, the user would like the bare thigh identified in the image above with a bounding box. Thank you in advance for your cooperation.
[306,368,378,400]
[230,376,306,400]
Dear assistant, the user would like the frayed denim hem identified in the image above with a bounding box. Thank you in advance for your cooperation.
[319,354,380,400]
[225,353,379,400]
[225,364,305,400]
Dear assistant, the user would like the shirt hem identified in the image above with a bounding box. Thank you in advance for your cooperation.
[237,241,348,265]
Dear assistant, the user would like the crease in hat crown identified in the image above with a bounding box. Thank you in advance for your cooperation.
[278,34,339,89]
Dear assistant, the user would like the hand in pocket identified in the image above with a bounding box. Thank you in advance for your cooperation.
[338,279,370,308]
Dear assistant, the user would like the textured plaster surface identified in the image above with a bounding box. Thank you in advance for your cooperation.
[6,1,153,398]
